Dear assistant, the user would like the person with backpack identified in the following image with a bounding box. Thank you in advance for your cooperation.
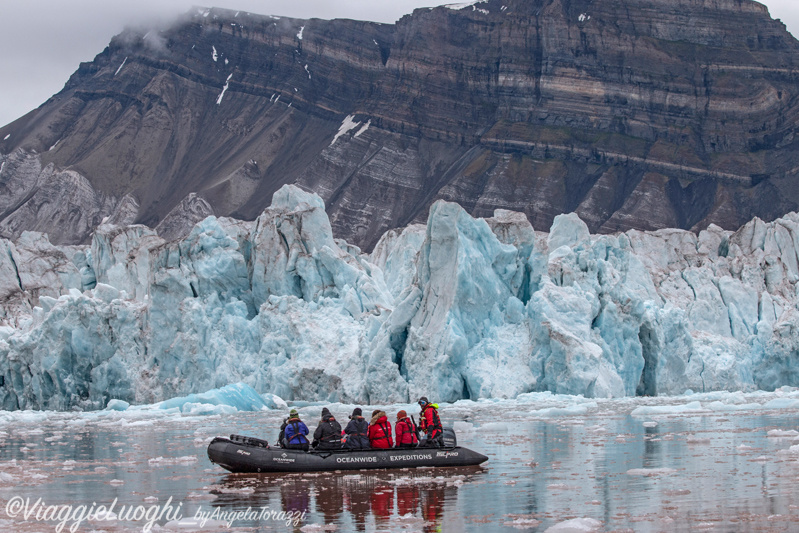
[418,397,443,447]
[343,407,370,449]
[312,407,342,450]
[280,408,310,451]
[368,409,393,449]
[394,410,419,448]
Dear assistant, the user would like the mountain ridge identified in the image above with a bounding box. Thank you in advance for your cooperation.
[2,0,799,249]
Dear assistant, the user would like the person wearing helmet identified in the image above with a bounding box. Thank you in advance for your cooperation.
[417,397,443,447]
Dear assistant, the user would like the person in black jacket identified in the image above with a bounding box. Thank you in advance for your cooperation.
[312,407,342,450]
[343,407,370,449]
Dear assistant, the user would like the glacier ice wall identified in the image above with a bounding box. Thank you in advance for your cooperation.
[2,184,799,409]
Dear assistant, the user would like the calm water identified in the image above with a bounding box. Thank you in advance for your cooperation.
[2,391,799,532]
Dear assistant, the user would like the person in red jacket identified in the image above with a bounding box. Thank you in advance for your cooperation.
[418,397,443,447]
[368,410,393,449]
[394,410,419,448]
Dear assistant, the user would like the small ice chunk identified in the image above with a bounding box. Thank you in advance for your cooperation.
[453,421,474,433]
[479,422,509,432]
[160,518,229,530]
[106,399,130,411]
[505,518,542,529]
[626,467,676,476]
[768,429,799,438]
[631,402,709,416]
[148,456,198,466]
[544,517,602,532]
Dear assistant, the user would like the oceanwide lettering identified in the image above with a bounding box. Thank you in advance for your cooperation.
[335,456,378,463]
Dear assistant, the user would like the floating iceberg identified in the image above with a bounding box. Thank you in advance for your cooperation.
[102,383,271,415]
[2,185,799,410]
[155,382,269,413]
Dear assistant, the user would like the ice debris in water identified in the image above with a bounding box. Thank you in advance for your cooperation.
[148,456,198,466]
[544,518,603,532]
[5,185,799,410]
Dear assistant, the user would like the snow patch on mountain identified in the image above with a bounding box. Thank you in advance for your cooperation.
[331,115,361,145]
[216,74,233,105]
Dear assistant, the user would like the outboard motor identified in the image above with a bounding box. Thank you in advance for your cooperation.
[441,427,457,448]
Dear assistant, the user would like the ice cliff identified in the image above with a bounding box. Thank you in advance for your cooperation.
[2,185,799,410]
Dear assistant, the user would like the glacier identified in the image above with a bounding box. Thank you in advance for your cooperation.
[2,184,799,410]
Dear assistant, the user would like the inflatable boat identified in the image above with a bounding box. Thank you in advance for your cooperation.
[207,434,489,473]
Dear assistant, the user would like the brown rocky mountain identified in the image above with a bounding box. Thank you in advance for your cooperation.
[1,0,799,249]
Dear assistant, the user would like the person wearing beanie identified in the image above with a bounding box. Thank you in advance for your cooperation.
[279,408,310,451]
[395,410,419,448]
[312,407,342,450]
[344,407,369,449]
[368,410,393,449]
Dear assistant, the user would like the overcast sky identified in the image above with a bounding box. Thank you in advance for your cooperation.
[1,0,798,128]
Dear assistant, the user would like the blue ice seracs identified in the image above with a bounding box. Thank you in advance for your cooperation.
[2,185,799,410]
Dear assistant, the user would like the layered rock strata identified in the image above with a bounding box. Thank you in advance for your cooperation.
[1,0,799,249]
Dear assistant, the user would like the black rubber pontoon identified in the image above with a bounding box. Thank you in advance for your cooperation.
[207,435,488,473]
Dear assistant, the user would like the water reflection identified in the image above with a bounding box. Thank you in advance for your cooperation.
[316,475,343,524]
[2,398,799,531]
[209,467,483,531]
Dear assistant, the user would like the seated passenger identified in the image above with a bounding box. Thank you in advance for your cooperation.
[344,407,370,449]
[312,407,342,450]
[282,408,310,451]
[395,410,419,448]
[368,410,393,449]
